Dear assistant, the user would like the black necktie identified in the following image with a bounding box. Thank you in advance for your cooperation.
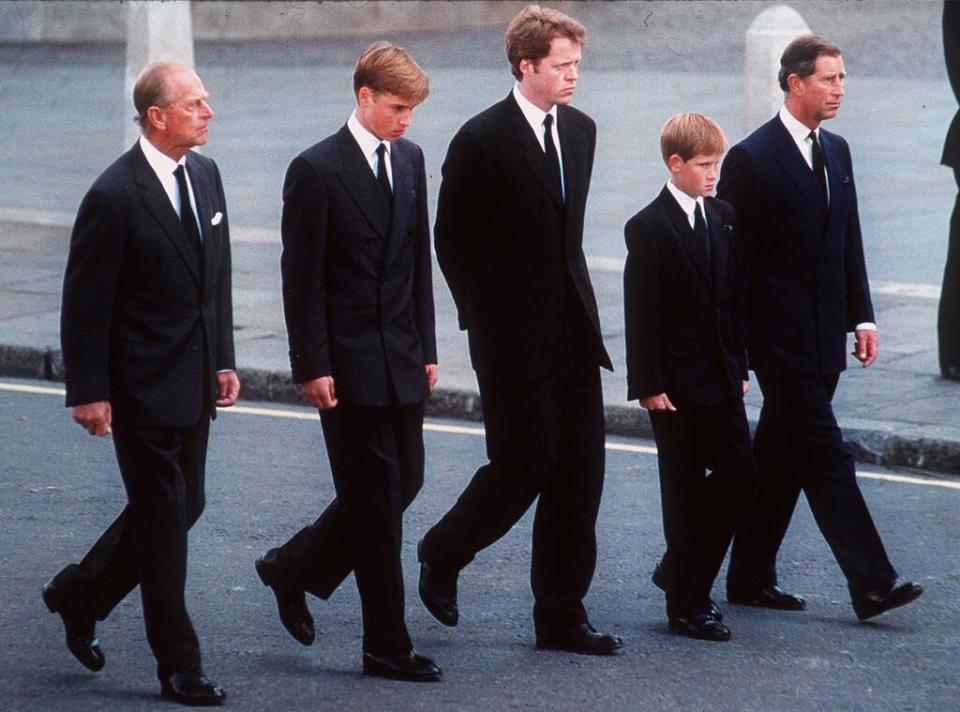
[693,202,711,266]
[542,114,563,201]
[376,142,392,207]
[173,164,202,250]
[809,130,828,197]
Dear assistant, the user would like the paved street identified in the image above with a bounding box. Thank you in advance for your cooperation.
[1,378,957,711]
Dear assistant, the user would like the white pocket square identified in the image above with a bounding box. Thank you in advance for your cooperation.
[211,212,223,226]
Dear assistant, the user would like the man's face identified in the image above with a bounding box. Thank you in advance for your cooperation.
[356,87,417,142]
[156,68,214,153]
[519,36,582,112]
[669,153,722,199]
[793,54,845,124]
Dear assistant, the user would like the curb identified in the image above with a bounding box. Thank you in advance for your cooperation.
[3,345,959,476]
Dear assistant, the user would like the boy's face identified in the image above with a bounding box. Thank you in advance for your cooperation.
[668,153,722,198]
[356,86,418,141]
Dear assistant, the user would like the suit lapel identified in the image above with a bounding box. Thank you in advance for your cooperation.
[186,152,220,294]
[507,94,564,211]
[335,126,391,239]
[820,130,846,238]
[132,144,201,286]
[558,105,584,241]
[705,198,729,297]
[384,142,413,267]
[660,187,711,287]
[769,118,828,225]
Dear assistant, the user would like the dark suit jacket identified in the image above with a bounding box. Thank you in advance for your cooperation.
[624,189,746,406]
[434,93,612,378]
[280,125,436,406]
[61,142,235,427]
[943,1,960,167]
[717,116,874,375]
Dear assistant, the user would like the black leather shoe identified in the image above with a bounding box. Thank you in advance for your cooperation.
[160,670,226,706]
[651,562,723,621]
[942,366,960,381]
[668,614,731,642]
[417,540,458,627]
[728,585,806,611]
[42,583,105,672]
[255,554,315,646]
[536,623,624,655]
[852,578,924,621]
[362,651,442,682]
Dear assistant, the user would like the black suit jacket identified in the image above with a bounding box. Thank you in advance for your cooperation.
[717,116,874,375]
[434,93,611,378]
[61,142,235,427]
[624,189,746,406]
[944,1,960,167]
[280,125,436,406]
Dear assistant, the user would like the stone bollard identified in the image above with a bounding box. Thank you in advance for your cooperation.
[123,1,195,148]
[744,4,810,132]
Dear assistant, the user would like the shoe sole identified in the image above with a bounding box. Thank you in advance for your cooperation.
[854,586,924,621]
[535,640,624,656]
[668,621,731,642]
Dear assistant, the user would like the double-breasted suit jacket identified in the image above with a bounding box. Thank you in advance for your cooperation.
[624,189,746,407]
[281,125,436,403]
[62,142,235,423]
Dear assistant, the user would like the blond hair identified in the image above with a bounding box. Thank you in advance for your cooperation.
[505,4,586,80]
[353,41,429,104]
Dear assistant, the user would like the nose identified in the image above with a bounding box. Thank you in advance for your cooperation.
[398,110,411,127]
[201,100,214,119]
[568,64,578,81]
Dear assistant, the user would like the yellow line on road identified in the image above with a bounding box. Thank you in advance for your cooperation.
[3,381,958,489]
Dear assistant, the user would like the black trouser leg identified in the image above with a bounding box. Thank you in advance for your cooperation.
[319,402,423,656]
[938,167,960,373]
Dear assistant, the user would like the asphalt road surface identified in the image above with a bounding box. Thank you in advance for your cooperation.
[1,378,957,711]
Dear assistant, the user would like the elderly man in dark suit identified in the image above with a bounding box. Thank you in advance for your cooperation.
[718,35,922,621]
[417,4,622,656]
[253,42,440,682]
[43,62,238,706]
[939,1,960,379]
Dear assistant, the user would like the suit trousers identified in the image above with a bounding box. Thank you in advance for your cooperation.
[938,167,960,373]
[420,314,605,634]
[49,413,209,678]
[727,371,897,596]
[272,401,424,656]
[649,397,753,617]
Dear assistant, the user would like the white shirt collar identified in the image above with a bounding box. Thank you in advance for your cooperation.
[779,104,819,144]
[347,110,390,164]
[665,180,705,224]
[139,134,185,177]
[512,83,558,138]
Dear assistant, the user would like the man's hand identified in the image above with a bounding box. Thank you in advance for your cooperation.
[742,380,750,396]
[639,392,677,412]
[425,363,438,392]
[302,376,338,410]
[216,370,241,407]
[72,401,112,436]
[854,328,879,368]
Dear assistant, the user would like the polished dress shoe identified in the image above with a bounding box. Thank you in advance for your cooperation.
[536,623,624,655]
[255,554,315,646]
[728,585,806,611]
[852,578,924,621]
[160,670,226,706]
[651,562,723,621]
[942,366,960,381]
[42,582,105,672]
[417,540,458,627]
[668,613,731,642]
[362,651,442,682]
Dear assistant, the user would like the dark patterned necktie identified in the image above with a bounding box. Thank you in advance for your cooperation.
[808,130,828,197]
[376,142,392,207]
[543,114,563,201]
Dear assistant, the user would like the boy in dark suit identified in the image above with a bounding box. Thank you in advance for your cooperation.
[254,42,440,682]
[623,113,752,641]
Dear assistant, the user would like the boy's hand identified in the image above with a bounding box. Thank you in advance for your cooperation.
[742,380,750,396]
[640,393,677,412]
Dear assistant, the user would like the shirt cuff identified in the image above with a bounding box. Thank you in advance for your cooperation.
[854,322,877,331]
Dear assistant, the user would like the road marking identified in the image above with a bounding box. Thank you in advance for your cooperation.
[3,381,957,489]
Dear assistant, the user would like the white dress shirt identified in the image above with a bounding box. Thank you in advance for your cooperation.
[777,106,875,332]
[138,135,201,236]
[665,180,706,230]
[512,83,564,198]
[347,110,393,189]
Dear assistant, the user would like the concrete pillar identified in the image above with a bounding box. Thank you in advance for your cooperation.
[123,1,195,148]
[744,4,810,132]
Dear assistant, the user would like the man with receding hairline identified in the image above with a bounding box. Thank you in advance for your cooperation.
[718,35,923,622]
[42,62,236,705]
